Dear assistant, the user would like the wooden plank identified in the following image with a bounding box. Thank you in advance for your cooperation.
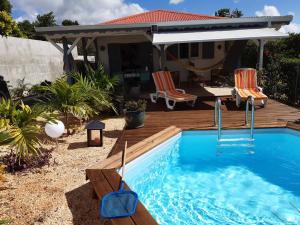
[287,122,300,131]
[86,169,136,225]
[108,99,300,156]
[67,37,81,55]
[91,126,181,169]
[102,169,158,225]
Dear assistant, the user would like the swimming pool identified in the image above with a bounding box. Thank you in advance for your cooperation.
[124,128,300,225]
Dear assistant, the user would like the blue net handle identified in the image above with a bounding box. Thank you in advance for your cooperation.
[119,181,125,192]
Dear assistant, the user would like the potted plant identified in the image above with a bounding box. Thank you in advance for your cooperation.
[124,99,147,129]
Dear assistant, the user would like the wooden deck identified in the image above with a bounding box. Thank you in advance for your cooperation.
[111,99,300,156]
[86,169,158,225]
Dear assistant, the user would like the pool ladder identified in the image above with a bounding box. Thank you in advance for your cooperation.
[215,96,255,141]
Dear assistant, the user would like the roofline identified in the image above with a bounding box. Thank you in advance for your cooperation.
[101,9,221,25]
[35,16,293,36]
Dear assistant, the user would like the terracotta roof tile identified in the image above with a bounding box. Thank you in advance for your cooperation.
[102,9,220,24]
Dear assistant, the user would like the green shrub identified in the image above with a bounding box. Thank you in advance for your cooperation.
[124,100,147,112]
[280,58,300,105]
[259,57,300,106]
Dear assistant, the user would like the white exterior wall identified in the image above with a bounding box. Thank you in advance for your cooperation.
[0,36,63,88]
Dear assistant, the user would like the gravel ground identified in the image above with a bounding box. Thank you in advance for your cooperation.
[0,117,125,225]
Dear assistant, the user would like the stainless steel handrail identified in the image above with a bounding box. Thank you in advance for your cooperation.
[245,96,255,139]
[214,97,222,140]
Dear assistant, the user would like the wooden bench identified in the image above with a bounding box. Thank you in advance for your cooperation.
[86,169,158,225]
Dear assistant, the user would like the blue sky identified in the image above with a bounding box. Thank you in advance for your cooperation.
[11,0,300,32]
[130,0,300,22]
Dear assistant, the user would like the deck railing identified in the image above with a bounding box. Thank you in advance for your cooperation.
[214,97,222,140]
[245,96,255,139]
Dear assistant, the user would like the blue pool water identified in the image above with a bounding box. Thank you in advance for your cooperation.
[124,128,300,225]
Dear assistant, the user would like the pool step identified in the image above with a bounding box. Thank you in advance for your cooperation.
[217,137,254,148]
[218,138,254,142]
[217,143,255,148]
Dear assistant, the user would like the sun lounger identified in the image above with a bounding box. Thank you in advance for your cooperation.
[232,68,268,107]
[150,71,197,110]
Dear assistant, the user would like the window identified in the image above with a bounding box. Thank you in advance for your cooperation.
[202,42,215,59]
[190,43,199,57]
[180,43,189,59]
[166,44,178,61]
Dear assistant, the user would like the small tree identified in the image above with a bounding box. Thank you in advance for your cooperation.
[215,8,230,17]
[34,11,56,27]
[62,19,79,26]
[0,11,23,37]
[215,8,243,18]
[0,0,12,14]
[18,20,35,38]
[231,8,243,18]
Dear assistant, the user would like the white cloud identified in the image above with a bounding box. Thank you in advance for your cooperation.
[280,23,300,33]
[255,5,280,17]
[233,0,240,3]
[169,0,184,5]
[11,0,146,24]
[255,5,299,33]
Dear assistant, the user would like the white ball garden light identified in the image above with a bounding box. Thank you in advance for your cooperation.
[45,120,65,139]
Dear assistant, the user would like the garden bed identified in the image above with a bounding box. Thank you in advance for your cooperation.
[0,117,124,225]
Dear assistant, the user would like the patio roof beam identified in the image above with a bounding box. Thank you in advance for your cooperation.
[85,37,96,50]
[258,39,267,71]
[94,38,100,67]
[67,37,81,55]
[81,37,89,70]
[160,44,166,70]
[62,37,75,74]
[45,35,64,53]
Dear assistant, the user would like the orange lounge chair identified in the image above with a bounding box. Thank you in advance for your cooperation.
[232,68,268,107]
[150,71,197,110]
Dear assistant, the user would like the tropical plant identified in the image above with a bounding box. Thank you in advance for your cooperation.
[124,99,147,112]
[35,78,93,133]
[0,99,52,161]
[74,65,119,92]
[0,10,23,37]
[72,72,116,112]
[35,75,115,133]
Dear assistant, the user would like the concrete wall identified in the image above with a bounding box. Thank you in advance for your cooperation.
[0,36,63,88]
